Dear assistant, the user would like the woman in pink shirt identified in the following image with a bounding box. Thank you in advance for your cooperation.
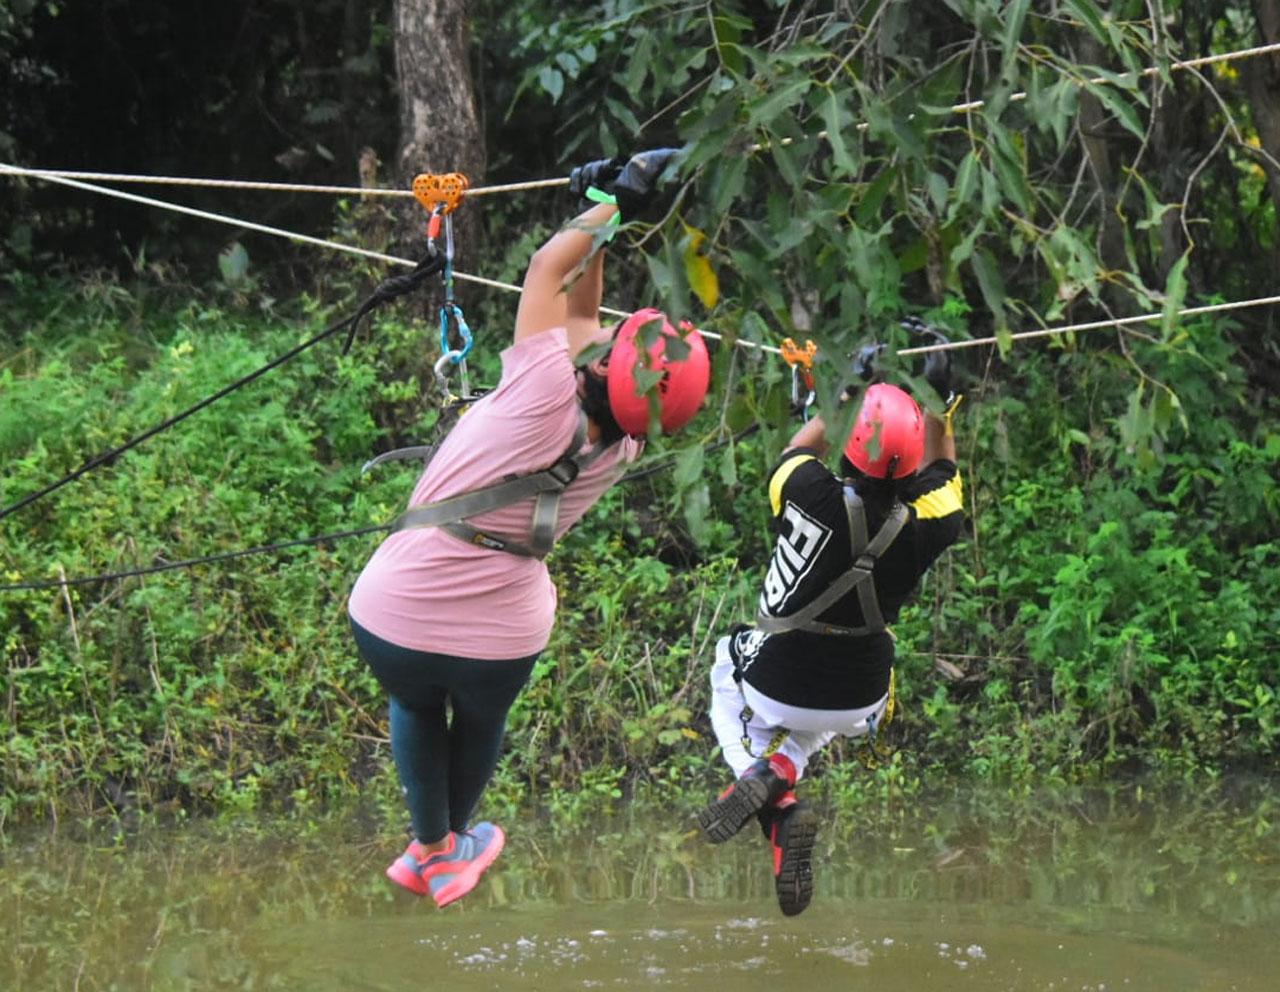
[347,150,710,907]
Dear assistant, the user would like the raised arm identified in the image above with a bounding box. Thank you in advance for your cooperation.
[563,238,609,357]
[922,407,957,463]
[514,201,618,351]
[785,414,831,456]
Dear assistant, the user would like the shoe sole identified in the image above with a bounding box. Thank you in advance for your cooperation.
[431,826,506,908]
[775,806,818,917]
[698,776,772,843]
[386,854,431,896]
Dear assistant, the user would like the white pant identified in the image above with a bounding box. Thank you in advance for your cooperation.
[708,635,888,779]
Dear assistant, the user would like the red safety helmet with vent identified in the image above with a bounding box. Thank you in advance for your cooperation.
[844,383,925,479]
[606,308,710,436]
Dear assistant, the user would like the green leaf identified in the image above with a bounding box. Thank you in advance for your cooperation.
[854,167,896,228]
[680,88,741,151]
[713,14,747,76]
[927,171,949,214]
[746,78,811,130]
[980,164,1001,217]
[1052,78,1078,148]
[1161,252,1189,340]
[950,219,986,266]
[989,131,1031,214]
[719,441,738,487]
[970,249,1010,355]
[538,66,564,103]
[218,242,250,286]
[624,33,655,91]
[948,150,979,223]
[821,89,858,177]
[674,442,705,488]
[1001,0,1031,66]
[1065,0,1110,48]
[603,96,641,136]
[1083,80,1145,140]
[682,482,711,545]
[554,51,580,77]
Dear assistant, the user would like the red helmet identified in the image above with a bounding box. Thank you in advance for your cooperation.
[606,308,711,436]
[844,383,924,479]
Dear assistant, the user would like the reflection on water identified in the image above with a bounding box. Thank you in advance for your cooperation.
[2,780,1277,991]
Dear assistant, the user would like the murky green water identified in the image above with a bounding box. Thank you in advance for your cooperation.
[3,781,1277,990]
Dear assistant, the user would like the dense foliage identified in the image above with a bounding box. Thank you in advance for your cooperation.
[1,272,1275,824]
[2,1,1279,823]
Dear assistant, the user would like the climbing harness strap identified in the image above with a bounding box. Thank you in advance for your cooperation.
[737,703,791,760]
[857,668,897,770]
[755,490,908,637]
[372,411,612,559]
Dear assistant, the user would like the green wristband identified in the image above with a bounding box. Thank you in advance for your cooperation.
[584,185,622,240]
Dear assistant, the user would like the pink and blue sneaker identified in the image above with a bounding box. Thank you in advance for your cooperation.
[385,822,506,907]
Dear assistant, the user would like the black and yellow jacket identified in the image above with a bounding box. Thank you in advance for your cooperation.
[730,447,965,710]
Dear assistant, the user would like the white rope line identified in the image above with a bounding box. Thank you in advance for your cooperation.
[943,41,1280,116]
[0,168,573,198]
[4,164,1276,361]
[897,296,1280,355]
[0,163,413,267]
[0,169,414,196]
[6,43,1277,200]
[0,163,775,354]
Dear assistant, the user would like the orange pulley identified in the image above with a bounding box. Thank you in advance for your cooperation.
[412,172,470,237]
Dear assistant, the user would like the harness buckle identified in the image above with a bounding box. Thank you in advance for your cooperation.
[545,460,580,487]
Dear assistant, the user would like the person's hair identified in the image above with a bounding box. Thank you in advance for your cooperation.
[840,455,903,508]
[579,365,626,444]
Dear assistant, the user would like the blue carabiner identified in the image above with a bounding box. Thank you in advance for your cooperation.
[439,302,474,364]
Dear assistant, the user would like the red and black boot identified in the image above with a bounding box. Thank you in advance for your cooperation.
[759,793,818,916]
[698,755,797,844]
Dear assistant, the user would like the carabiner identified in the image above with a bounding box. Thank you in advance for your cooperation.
[439,302,473,363]
[433,350,471,403]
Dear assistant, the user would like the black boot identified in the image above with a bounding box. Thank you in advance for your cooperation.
[697,755,795,844]
[767,799,818,916]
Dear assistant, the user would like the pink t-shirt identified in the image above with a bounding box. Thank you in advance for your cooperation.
[347,328,642,659]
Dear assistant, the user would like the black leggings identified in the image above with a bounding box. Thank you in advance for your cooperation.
[350,619,537,844]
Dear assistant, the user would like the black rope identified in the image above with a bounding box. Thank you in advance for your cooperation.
[0,421,767,593]
[0,250,444,525]
[1,525,391,591]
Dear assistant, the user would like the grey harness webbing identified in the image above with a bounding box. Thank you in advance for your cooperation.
[755,488,908,637]
[371,412,611,558]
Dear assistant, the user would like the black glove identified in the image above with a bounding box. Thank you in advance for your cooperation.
[612,147,681,220]
[568,157,624,209]
[840,342,884,402]
[901,316,953,400]
[853,342,884,382]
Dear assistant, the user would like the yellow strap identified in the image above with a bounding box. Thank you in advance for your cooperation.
[942,393,964,438]
[768,452,815,516]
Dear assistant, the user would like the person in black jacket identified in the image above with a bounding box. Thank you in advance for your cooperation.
[697,328,965,916]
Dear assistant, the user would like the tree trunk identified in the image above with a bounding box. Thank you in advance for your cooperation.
[1244,0,1280,279]
[392,0,486,255]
